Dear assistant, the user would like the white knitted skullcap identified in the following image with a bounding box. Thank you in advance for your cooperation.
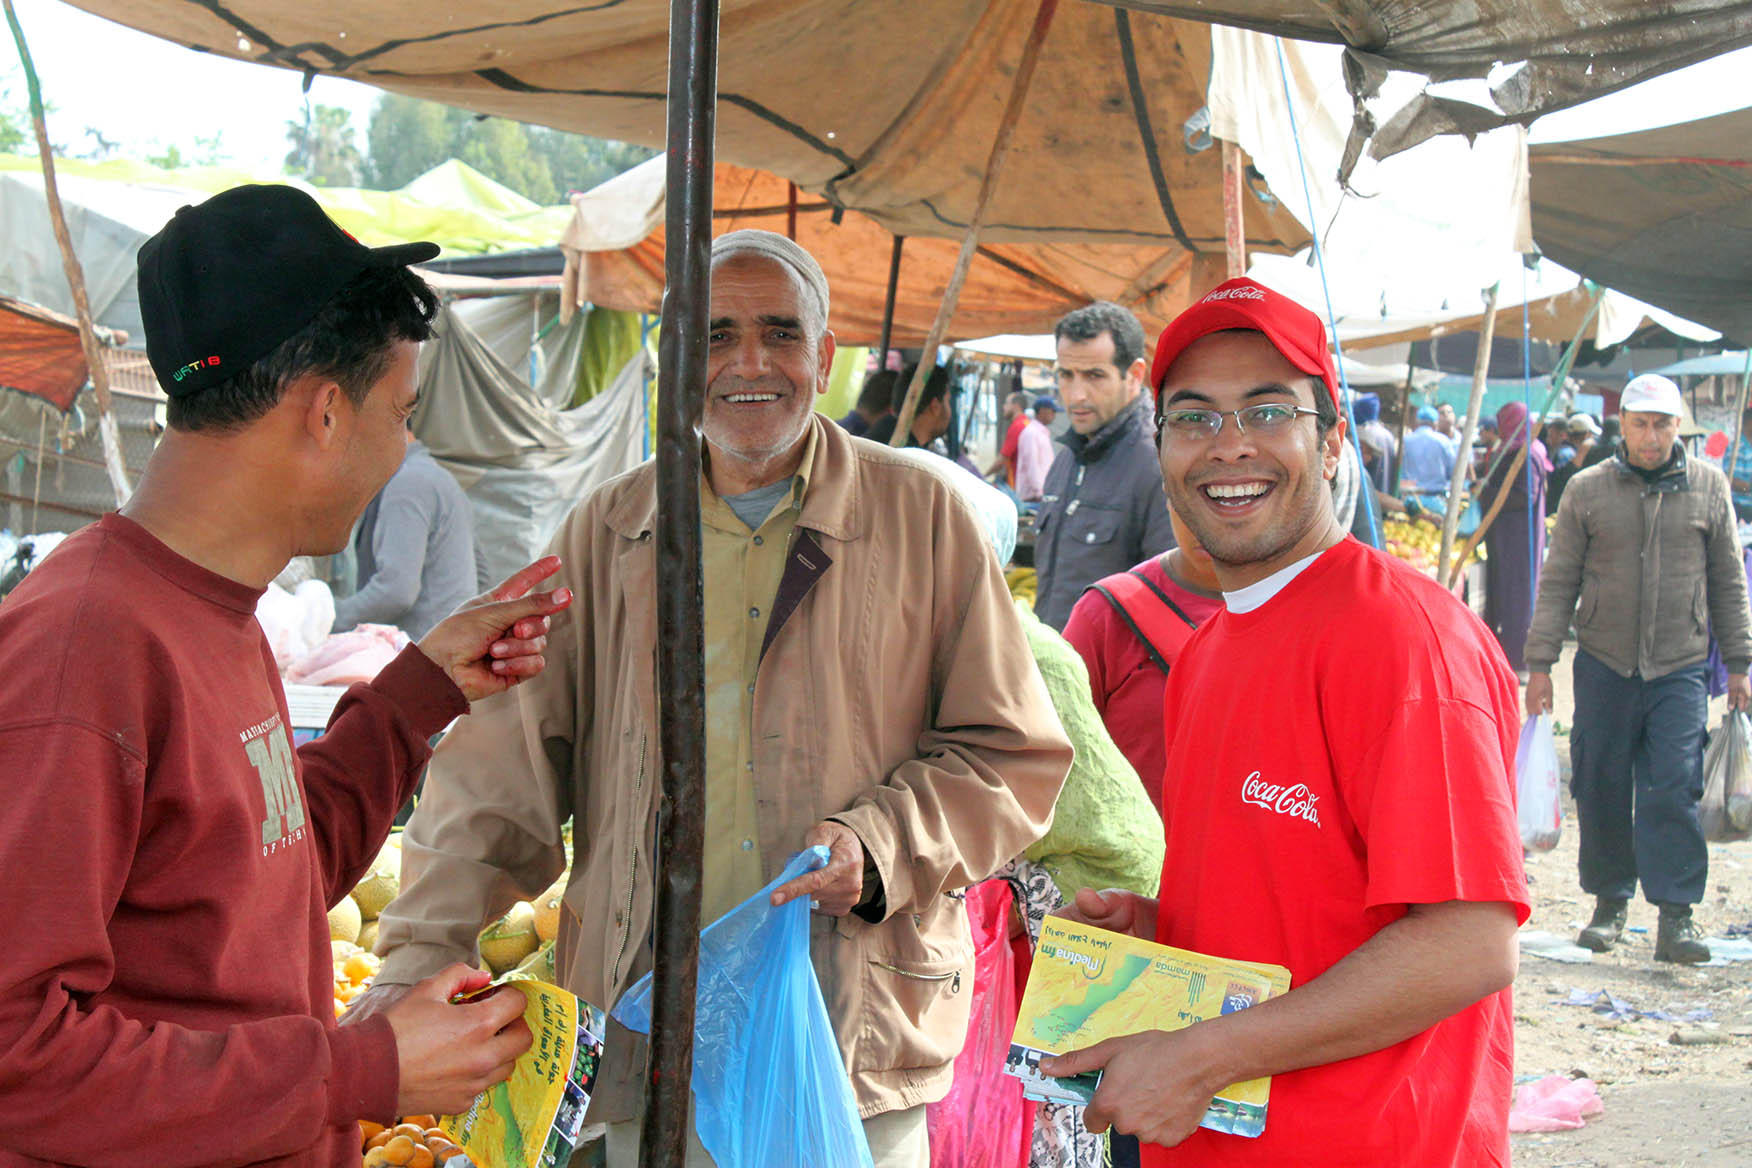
[711,229,830,331]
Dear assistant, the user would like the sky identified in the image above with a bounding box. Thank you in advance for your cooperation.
[5,0,381,172]
[6,1,1752,172]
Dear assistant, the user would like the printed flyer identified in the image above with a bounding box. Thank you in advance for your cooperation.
[1007,919,1291,1138]
[440,981,605,1168]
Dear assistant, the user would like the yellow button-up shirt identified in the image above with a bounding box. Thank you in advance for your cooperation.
[697,428,818,925]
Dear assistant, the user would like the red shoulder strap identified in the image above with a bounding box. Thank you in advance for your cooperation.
[1088,566,1201,674]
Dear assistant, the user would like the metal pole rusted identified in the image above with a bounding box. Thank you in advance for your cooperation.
[890,0,1060,446]
[876,234,904,369]
[640,0,716,1162]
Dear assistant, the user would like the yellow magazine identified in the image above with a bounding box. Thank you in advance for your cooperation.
[1007,919,1291,1139]
[439,980,606,1168]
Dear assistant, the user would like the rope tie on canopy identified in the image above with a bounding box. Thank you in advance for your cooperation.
[1274,38,1379,549]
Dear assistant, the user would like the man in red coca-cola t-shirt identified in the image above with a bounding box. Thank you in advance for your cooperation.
[1042,280,1528,1168]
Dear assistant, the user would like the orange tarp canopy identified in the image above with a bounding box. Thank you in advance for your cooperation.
[0,296,91,412]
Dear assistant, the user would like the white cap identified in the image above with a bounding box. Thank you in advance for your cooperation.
[1621,373,1684,417]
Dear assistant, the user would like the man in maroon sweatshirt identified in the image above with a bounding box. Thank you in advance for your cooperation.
[0,185,571,1167]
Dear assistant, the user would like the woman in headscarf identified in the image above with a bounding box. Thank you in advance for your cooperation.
[1479,400,1551,673]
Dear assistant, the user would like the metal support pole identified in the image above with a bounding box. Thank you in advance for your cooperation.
[876,234,904,369]
[640,0,717,1163]
[891,0,1060,446]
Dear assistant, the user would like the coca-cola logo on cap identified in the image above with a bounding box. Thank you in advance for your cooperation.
[1201,286,1267,304]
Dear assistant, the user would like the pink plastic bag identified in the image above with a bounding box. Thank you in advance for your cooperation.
[927,879,1031,1168]
[1507,1074,1604,1132]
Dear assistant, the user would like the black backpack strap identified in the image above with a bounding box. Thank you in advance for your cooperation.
[1089,582,1173,674]
[1127,564,1200,631]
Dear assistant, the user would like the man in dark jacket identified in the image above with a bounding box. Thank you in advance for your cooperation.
[1525,374,1752,964]
[1033,302,1175,629]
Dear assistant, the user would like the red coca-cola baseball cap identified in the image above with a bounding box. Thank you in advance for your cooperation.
[1149,277,1340,408]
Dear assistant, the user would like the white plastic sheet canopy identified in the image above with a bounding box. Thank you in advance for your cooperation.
[1098,1,1752,168]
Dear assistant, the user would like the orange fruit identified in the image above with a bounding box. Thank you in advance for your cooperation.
[365,1130,393,1151]
[407,1146,435,1168]
[391,1123,426,1138]
[380,1135,417,1166]
[359,1120,386,1146]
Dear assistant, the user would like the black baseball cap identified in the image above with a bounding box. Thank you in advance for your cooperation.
[137,184,439,398]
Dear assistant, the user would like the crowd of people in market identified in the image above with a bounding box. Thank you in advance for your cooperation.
[1,183,1747,1168]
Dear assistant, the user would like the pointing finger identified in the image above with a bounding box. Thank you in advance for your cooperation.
[489,555,564,603]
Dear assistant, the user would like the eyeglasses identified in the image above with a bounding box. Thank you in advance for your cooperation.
[1157,402,1321,441]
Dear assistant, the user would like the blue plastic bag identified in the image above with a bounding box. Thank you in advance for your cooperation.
[613,846,875,1168]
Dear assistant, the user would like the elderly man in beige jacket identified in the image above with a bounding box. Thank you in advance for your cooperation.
[348,230,1073,1165]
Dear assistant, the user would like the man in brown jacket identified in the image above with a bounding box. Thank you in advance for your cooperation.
[350,230,1073,1165]
[1525,374,1752,965]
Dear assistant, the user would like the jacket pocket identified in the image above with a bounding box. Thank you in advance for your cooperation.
[1066,506,1123,550]
[1693,577,1709,636]
[1579,577,1600,626]
[861,949,973,1073]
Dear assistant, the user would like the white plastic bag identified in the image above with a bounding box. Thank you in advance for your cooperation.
[1516,713,1562,852]
[1700,711,1752,843]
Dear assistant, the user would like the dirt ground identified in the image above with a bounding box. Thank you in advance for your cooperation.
[1511,645,1752,1167]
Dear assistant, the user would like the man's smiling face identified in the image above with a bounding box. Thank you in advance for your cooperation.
[703,252,832,483]
[1155,329,1344,586]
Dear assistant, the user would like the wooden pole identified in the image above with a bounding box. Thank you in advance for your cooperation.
[1437,283,1499,583]
[1390,366,1414,495]
[1723,349,1752,488]
[1445,289,1605,591]
[4,0,129,508]
[641,0,716,1162]
[890,0,1060,446]
[1221,140,1246,279]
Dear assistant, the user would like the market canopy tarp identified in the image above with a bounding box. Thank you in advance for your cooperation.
[65,0,1307,265]
[1649,351,1752,379]
[1098,2,1752,165]
[0,295,100,412]
[560,155,1240,344]
[0,155,574,341]
[1530,107,1752,347]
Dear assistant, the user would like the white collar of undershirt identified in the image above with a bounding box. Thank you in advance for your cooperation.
[1222,549,1327,614]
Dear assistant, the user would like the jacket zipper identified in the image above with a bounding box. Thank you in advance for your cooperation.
[611,732,648,985]
[1042,463,1086,599]
[867,959,961,994]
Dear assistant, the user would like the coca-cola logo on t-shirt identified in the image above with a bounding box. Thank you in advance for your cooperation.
[1240,771,1321,827]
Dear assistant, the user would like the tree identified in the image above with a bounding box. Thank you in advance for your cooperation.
[361,92,654,202]
[1,72,30,153]
[527,127,655,198]
[286,103,363,187]
[363,93,457,189]
[457,116,557,204]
